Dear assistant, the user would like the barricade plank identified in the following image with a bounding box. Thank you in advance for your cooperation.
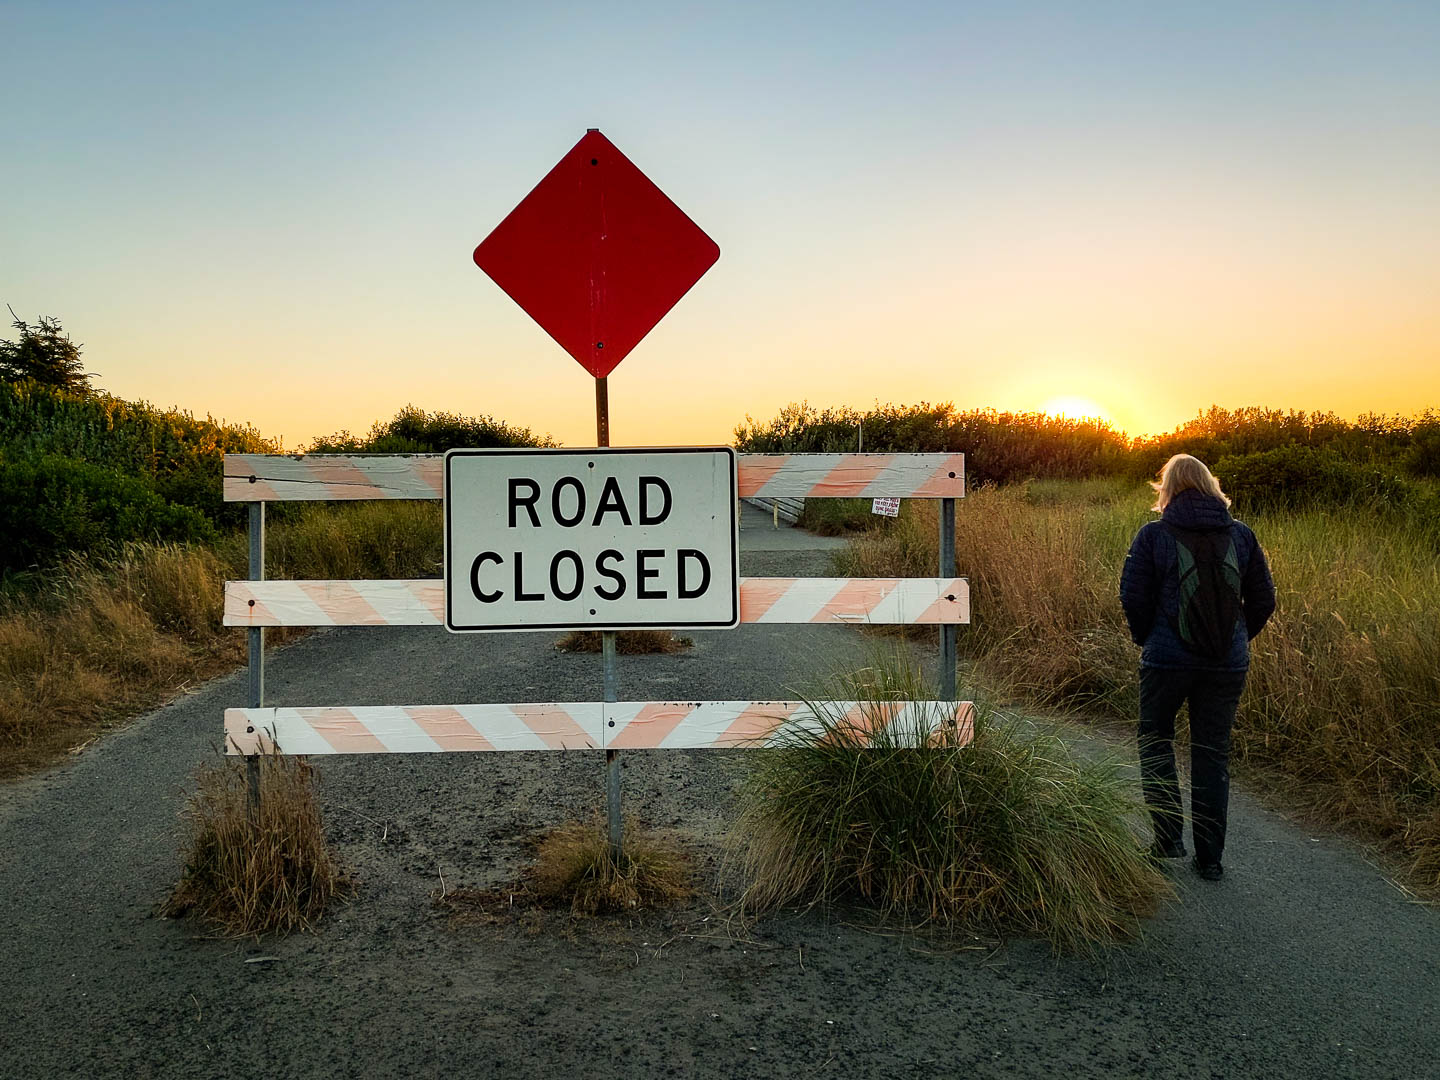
[224,453,964,501]
[225,701,975,754]
[226,704,605,754]
[224,454,443,502]
[735,453,964,498]
[224,577,970,628]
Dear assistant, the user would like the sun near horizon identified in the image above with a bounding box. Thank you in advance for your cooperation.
[1037,396,1112,425]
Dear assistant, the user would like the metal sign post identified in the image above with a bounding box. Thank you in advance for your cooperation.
[246,501,265,821]
[596,376,622,858]
[939,498,957,700]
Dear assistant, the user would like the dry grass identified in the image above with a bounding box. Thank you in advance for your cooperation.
[0,544,242,776]
[526,820,693,914]
[437,820,693,922]
[245,501,444,581]
[554,629,694,654]
[833,479,1440,895]
[161,752,348,936]
[0,501,445,778]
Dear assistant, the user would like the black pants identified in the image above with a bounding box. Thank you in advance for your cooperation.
[1138,665,1247,866]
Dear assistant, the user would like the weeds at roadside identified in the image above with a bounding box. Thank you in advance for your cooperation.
[0,500,444,779]
[161,752,349,936]
[0,543,243,776]
[237,501,443,581]
[797,497,876,535]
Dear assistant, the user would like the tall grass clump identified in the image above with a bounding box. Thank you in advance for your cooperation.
[1238,511,1440,845]
[163,753,347,936]
[734,661,1169,950]
[832,481,1440,892]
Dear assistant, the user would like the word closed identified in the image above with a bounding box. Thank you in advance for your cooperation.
[444,448,738,632]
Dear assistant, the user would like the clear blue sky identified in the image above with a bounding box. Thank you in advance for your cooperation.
[5,1,1438,446]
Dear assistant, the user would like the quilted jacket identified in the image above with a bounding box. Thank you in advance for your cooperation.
[1119,488,1276,671]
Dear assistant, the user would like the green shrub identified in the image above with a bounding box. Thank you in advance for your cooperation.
[734,401,1129,485]
[0,380,273,533]
[0,454,216,572]
[309,403,558,453]
[1128,406,1440,482]
[1405,417,1440,478]
[1214,445,1415,513]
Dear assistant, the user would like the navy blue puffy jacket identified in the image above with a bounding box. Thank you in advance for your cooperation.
[1119,489,1276,671]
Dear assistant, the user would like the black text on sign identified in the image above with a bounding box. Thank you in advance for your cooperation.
[443,448,739,632]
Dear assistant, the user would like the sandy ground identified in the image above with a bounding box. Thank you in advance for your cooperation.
[1,506,1436,1078]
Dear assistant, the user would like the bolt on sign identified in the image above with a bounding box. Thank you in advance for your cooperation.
[444,448,739,632]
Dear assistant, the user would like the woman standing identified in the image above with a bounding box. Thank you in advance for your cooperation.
[1120,454,1275,880]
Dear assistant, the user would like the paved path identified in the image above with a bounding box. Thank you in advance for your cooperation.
[1,506,1435,1079]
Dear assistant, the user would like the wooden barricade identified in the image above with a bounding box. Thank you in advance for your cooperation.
[223,452,970,755]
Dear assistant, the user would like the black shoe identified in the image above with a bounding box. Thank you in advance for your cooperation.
[1193,859,1223,881]
[1149,839,1186,860]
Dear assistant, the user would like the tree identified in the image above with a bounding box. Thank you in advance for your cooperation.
[0,309,93,393]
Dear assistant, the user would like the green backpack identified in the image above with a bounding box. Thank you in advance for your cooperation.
[1164,523,1244,659]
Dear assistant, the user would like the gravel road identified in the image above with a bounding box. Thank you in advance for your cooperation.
[1,506,1436,1079]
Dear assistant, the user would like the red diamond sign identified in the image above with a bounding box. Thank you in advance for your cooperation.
[473,130,720,379]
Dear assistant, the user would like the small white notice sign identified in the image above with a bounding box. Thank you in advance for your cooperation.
[871,497,901,518]
[444,448,739,632]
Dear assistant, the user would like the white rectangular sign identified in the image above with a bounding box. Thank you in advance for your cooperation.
[444,448,738,633]
[871,497,901,518]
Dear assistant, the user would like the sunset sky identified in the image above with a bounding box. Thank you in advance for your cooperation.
[5,1,1437,448]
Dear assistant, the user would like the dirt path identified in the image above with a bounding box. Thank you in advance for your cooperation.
[2,507,1436,1078]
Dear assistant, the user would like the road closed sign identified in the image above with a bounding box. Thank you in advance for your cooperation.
[444,448,738,632]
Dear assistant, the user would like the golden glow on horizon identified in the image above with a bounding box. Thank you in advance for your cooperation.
[1039,395,1111,424]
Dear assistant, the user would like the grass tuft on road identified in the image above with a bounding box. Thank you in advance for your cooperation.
[437,820,693,923]
[554,630,693,654]
[527,819,692,915]
[161,753,349,936]
[733,660,1170,951]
